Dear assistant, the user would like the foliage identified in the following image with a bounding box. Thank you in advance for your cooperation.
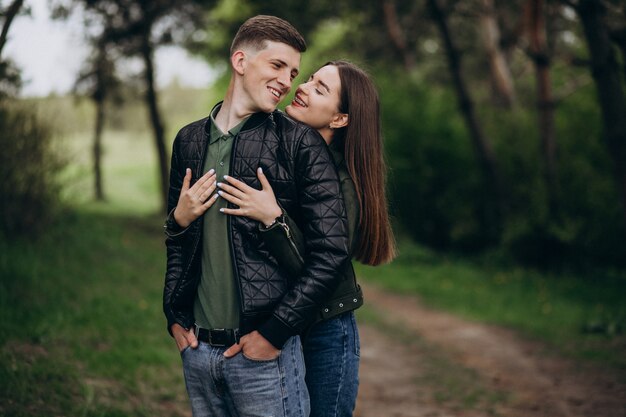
[377,68,483,249]
[191,0,626,267]
[376,62,626,266]
[0,58,21,98]
[10,0,626,268]
[0,103,66,237]
[497,83,626,267]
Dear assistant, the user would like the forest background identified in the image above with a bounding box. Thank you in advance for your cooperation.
[4,0,626,266]
[1,0,625,415]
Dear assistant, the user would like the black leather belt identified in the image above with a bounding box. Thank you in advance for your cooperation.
[194,326,239,347]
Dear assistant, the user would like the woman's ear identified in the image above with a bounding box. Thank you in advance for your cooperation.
[231,50,246,75]
[330,113,349,129]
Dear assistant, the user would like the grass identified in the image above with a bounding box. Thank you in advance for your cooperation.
[1,124,188,415]
[0,211,190,416]
[355,242,626,370]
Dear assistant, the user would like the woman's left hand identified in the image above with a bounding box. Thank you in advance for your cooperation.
[218,167,283,227]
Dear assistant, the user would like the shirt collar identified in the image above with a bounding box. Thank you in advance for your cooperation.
[209,104,249,143]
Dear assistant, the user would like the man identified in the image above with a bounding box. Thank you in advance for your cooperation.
[163,15,350,417]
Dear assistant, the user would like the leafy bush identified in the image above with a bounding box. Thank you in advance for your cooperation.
[378,69,626,267]
[379,71,486,251]
[0,103,66,237]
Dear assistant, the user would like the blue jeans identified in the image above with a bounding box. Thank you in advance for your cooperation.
[303,312,360,417]
[181,335,310,417]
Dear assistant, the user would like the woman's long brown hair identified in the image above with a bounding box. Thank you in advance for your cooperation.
[329,61,397,265]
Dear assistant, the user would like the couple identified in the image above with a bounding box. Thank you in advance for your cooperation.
[163,15,395,417]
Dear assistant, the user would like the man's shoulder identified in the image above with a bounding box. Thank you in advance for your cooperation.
[176,116,210,141]
[269,110,324,145]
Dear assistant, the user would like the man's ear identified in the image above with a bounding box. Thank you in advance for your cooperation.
[330,113,349,129]
[231,50,246,76]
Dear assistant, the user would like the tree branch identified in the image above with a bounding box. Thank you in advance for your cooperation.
[0,0,25,58]
[382,0,415,71]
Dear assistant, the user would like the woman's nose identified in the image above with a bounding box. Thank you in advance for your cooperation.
[299,83,311,95]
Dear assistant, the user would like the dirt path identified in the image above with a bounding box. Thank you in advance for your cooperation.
[354,282,626,417]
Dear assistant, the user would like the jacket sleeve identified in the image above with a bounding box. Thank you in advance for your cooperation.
[258,213,306,278]
[258,174,359,276]
[163,132,190,336]
[257,129,350,348]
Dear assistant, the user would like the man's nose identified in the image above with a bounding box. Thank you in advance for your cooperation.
[277,70,292,90]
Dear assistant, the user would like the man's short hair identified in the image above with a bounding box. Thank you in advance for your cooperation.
[230,15,307,56]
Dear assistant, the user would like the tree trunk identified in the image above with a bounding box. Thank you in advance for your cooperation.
[140,32,168,213]
[0,0,24,58]
[382,0,416,72]
[609,26,626,82]
[525,0,558,216]
[576,0,626,224]
[93,95,105,201]
[428,0,504,239]
[479,0,516,107]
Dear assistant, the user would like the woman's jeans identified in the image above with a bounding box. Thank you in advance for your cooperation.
[303,311,360,417]
[181,335,310,417]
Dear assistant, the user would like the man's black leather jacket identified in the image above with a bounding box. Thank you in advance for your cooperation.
[163,106,350,349]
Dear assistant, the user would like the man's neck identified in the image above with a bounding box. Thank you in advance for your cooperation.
[214,83,257,133]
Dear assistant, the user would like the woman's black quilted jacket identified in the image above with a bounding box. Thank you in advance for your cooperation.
[163,106,350,349]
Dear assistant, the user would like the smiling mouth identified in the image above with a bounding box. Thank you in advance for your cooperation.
[293,94,307,108]
[268,87,282,100]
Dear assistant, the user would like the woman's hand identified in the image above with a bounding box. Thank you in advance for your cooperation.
[217,167,282,227]
[173,168,219,228]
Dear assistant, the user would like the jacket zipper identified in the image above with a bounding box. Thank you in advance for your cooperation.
[278,218,304,265]
[228,131,246,323]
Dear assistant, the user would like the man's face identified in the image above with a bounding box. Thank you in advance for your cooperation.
[240,41,301,113]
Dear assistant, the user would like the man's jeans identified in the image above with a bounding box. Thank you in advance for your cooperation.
[181,335,310,417]
[303,312,360,417]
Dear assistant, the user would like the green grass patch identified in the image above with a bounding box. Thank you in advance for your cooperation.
[0,211,189,416]
[355,242,626,370]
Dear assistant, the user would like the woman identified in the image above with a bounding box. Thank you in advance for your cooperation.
[218,61,396,416]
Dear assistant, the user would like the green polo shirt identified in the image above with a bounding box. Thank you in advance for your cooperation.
[193,106,249,330]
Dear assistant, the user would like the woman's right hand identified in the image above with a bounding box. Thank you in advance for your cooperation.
[217,167,282,227]
[173,168,219,228]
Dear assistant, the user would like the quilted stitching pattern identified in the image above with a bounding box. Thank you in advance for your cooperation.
[164,110,349,336]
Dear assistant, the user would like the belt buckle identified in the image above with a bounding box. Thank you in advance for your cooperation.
[209,328,227,347]
[193,324,200,340]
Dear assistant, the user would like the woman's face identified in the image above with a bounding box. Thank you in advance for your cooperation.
[285,65,347,142]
